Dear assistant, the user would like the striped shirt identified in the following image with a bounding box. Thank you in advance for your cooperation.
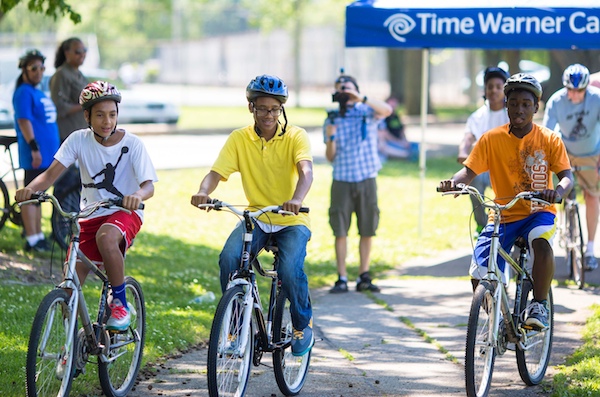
[325,103,381,182]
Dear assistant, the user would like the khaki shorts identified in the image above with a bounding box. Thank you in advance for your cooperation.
[329,178,380,237]
[569,154,600,196]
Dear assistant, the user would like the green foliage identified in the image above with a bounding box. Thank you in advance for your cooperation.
[0,0,81,24]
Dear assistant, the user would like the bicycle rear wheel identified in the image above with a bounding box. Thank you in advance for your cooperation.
[26,289,76,397]
[207,285,253,397]
[0,179,9,230]
[567,204,585,289]
[98,276,146,397]
[52,183,80,251]
[516,280,553,385]
[465,281,496,397]
[273,291,311,396]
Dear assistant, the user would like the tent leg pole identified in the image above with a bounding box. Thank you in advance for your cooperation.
[419,48,429,236]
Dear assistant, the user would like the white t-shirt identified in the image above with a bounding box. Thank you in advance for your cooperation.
[465,102,509,141]
[54,128,158,220]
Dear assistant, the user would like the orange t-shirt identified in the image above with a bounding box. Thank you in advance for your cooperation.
[464,123,570,223]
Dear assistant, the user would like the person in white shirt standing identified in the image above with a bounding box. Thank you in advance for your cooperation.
[543,63,600,271]
[458,66,510,237]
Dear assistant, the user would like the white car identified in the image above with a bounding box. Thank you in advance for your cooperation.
[0,100,13,129]
[118,90,179,125]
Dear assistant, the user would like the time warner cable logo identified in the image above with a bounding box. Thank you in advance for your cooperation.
[384,13,416,42]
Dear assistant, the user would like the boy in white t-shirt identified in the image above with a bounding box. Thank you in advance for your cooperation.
[458,67,510,236]
[16,81,158,331]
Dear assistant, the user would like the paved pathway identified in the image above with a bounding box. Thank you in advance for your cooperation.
[129,247,600,397]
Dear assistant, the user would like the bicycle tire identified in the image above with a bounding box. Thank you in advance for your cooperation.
[568,204,585,289]
[273,291,311,396]
[52,183,80,251]
[26,289,76,397]
[98,276,146,397]
[516,280,553,385]
[0,179,9,230]
[207,285,253,397]
[465,281,496,397]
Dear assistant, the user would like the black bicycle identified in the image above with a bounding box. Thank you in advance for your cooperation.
[198,199,312,397]
[558,187,585,289]
[0,135,23,230]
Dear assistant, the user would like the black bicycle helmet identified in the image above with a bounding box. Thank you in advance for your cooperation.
[79,81,122,111]
[483,66,509,84]
[504,73,542,101]
[246,75,288,104]
[18,49,46,69]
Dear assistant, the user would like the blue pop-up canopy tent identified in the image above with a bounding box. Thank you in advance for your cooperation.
[345,0,600,231]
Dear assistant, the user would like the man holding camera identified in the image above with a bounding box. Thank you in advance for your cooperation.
[324,74,393,293]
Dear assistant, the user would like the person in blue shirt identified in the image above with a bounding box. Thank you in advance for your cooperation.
[324,73,392,293]
[12,49,60,252]
[543,64,600,271]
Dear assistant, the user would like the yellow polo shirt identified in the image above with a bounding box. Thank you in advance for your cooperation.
[211,124,312,228]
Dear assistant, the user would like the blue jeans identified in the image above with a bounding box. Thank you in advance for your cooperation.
[219,222,313,330]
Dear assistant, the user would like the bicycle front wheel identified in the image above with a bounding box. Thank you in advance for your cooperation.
[567,204,585,289]
[465,281,496,397]
[26,289,76,397]
[516,280,554,385]
[273,291,311,396]
[207,285,253,397]
[98,276,146,397]
[52,183,80,251]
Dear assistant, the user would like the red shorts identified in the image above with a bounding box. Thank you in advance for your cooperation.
[77,211,142,263]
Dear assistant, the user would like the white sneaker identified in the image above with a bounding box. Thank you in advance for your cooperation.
[106,299,131,331]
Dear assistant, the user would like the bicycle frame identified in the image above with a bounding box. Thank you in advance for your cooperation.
[442,185,554,349]
[23,194,137,363]
[0,135,20,188]
[205,203,290,356]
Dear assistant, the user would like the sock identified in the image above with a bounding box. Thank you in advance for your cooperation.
[35,232,45,241]
[338,275,348,283]
[586,241,595,257]
[26,234,41,246]
[111,283,128,309]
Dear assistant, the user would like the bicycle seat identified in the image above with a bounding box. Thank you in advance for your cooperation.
[514,237,527,249]
[0,136,17,148]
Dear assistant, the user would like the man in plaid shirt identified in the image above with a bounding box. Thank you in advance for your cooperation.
[324,74,392,294]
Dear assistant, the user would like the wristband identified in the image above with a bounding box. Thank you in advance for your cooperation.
[328,135,335,142]
[362,96,368,103]
[28,139,39,152]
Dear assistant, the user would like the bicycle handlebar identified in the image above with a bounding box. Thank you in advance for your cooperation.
[20,192,144,220]
[197,198,309,217]
[437,184,561,210]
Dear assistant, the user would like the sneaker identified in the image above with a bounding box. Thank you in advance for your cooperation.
[24,239,51,253]
[525,300,549,329]
[329,279,348,294]
[585,256,598,271]
[106,299,131,331]
[356,273,380,293]
[291,319,314,357]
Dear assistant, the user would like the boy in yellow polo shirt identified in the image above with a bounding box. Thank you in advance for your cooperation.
[190,75,314,356]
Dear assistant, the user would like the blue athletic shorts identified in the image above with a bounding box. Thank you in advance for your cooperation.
[469,211,556,283]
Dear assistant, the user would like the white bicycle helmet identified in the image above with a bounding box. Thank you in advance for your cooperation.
[562,64,590,90]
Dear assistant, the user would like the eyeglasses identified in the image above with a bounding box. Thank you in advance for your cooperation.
[25,65,45,72]
[254,107,283,117]
[73,48,88,55]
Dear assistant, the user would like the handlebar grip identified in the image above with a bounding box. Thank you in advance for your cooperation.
[299,207,309,213]
[109,198,145,210]
[436,187,443,192]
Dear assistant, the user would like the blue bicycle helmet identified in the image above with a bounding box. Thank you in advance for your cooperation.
[246,75,288,104]
[563,64,590,90]
[18,49,45,69]
[504,73,542,101]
